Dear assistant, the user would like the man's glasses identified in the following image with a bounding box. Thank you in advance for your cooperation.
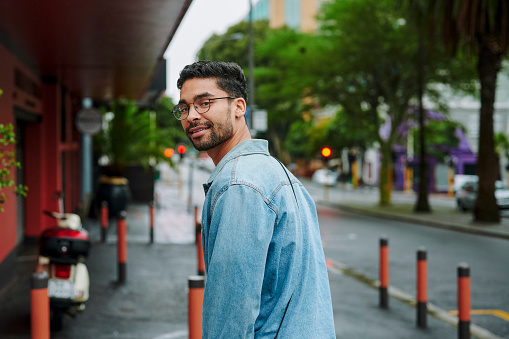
[172,96,235,120]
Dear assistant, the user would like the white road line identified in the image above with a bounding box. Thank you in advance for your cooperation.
[153,329,188,339]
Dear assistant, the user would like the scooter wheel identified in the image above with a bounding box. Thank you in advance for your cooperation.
[51,309,64,332]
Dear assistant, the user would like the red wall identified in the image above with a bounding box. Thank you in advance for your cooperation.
[0,43,42,263]
[0,43,82,268]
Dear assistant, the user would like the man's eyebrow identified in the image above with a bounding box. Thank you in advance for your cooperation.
[178,92,213,105]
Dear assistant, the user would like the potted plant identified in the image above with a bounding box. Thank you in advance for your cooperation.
[93,98,184,217]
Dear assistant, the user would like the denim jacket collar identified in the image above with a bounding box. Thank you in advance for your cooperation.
[203,139,269,195]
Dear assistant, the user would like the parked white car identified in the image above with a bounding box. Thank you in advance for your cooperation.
[456,180,509,211]
[312,169,339,186]
[453,174,478,193]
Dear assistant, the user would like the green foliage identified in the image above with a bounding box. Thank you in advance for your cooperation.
[495,132,509,159]
[299,0,477,204]
[198,20,316,160]
[411,119,463,160]
[94,97,186,176]
[403,0,509,221]
[198,20,270,69]
[325,108,377,153]
[153,96,188,146]
[0,123,28,212]
[256,27,315,123]
[284,120,314,159]
[256,27,318,159]
[195,0,479,185]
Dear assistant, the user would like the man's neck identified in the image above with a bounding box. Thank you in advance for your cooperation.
[208,128,252,166]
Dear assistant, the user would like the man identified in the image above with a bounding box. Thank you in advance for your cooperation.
[175,61,335,338]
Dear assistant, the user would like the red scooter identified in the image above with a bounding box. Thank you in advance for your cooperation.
[37,210,90,331]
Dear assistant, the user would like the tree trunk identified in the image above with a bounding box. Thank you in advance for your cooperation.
[474,43,500,223]
[414,19,431,213]
[414,105,431,212]
[379,143,392,206]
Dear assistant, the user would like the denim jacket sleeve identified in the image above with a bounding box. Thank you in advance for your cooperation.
[202,183,276,338]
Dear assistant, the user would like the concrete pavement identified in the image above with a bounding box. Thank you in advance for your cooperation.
[0,163,507,338]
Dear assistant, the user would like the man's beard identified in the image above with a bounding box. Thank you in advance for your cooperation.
[187,108,233,151]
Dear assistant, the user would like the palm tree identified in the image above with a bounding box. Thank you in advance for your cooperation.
[404,0,509,222]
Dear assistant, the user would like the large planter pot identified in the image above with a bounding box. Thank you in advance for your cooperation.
[96,176,130,218]
[125,165,155,203]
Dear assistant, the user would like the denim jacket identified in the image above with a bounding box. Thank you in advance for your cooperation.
[201,139,336,338]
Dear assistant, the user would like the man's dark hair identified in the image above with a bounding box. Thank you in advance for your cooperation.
[177,61,248,101]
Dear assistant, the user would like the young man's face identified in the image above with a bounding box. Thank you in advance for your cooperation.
[179,78,236,152]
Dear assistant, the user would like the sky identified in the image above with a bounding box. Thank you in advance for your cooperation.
[164,0,252,102]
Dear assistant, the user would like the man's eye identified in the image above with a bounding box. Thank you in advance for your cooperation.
[179,105,189,113]
[198,100,210,107]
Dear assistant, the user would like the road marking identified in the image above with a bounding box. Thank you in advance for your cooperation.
[325,257,504,339]
[448,310,509,322]
[153,330,188,339]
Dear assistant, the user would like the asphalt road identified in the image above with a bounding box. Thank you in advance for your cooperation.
[170,159,509,338]
[309,183,509,339]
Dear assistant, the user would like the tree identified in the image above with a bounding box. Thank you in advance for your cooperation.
[197,20,269,70]
[325,107,377,154]
[255,28,318,161]
[198,21,314,162]
[285,120,315,160]
[305,0,476,206]
[307,0,427,205]
[411,118,464,160]
[403,1,509,222]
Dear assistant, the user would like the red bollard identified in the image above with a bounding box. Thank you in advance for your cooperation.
[197,222,205,276]
[458,263,471,339]
[417,247,427,328]
[118,211,127,284]
[379,237,389,308]
[149,201,154,244]
[31,271,50,339]
[188,275,205,339]
[101,201,108,242]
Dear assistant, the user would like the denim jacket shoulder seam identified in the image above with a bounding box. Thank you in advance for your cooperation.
[210,181,278,217]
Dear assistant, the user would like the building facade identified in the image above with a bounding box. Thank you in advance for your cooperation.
[0,0,192,291]
[252,0,323,33]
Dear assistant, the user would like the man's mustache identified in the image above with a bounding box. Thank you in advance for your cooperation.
[186,122,213,134]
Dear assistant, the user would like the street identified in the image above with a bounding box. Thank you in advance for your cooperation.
[189,158,509,338]
[315,202,509,338]
[1,159,507,338]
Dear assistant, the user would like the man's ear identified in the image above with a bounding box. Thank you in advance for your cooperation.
[234,98,247,118]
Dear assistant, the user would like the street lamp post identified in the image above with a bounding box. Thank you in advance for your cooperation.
[248,0,255,130]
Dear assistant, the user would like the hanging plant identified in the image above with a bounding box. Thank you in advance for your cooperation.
[0,123,28,211]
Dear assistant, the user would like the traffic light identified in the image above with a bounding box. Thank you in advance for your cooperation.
[165,148,175,157]
[177,145,186,155]
[177,145,187,162]
[321,147,332,158]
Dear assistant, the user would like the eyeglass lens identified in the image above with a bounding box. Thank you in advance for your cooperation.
[174,97,212,120]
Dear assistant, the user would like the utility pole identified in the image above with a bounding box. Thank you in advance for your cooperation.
[248,0,255,130]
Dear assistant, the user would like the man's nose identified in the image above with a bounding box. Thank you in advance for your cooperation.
[186,104,201,120]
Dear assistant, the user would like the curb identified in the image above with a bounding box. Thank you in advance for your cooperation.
[317,200,509,241]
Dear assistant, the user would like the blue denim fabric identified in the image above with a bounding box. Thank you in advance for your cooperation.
[201,139,336,338]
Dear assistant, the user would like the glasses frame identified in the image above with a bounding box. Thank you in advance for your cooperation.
[172,96,236,120]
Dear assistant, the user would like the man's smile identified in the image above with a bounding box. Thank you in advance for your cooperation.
[188,124,211,138]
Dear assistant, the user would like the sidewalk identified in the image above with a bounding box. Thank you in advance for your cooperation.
[0,177,199,339]
[304,180,509,241]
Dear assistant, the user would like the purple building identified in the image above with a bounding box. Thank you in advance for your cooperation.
[390,110,476,192]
